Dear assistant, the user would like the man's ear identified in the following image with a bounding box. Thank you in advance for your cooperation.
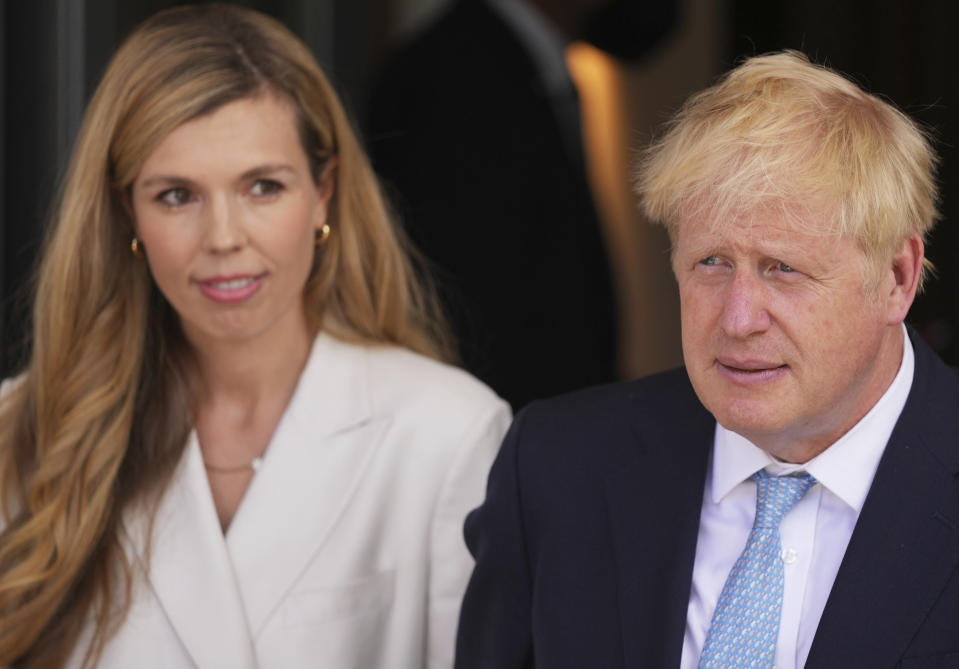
[885,233,924,325]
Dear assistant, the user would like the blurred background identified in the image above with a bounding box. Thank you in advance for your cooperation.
[2,0,957,406]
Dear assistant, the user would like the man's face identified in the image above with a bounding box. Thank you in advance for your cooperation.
[673,210,905,462]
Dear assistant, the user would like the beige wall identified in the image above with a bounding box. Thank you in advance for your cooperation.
[569,0,725,378]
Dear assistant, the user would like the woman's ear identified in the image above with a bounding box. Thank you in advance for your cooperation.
[316,158,337,205]
[312,160,337,234]
[116,185,136,223]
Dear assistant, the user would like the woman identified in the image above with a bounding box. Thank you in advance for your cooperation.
[0,5,510,668]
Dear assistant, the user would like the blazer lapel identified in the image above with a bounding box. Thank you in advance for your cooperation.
[806,334,959,668]
[224,334,386,637]
[121,436,258,669]
[605,381,714,669]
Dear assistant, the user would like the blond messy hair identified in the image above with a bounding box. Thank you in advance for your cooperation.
[0,5,452,667]
[636,50,939,288]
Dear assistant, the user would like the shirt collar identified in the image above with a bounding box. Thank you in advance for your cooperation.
[485,0,573,94]
[711,324,914,513]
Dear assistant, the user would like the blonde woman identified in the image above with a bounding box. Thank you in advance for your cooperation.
[0,5,510,668]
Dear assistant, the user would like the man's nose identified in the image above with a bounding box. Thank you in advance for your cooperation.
[202,195,247,253]
[720,271,771,337]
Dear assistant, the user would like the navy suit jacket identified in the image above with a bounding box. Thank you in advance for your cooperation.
[456,329,959,668]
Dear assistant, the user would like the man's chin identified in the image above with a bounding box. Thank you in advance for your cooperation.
[707,399,794,442]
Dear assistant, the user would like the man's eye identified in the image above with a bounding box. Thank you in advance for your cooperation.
[699,255,720,266]
[251,179,283,197]
[778,262,795,273]
[157,187,192,207]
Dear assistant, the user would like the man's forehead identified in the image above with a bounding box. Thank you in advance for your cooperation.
[676,207,843,249]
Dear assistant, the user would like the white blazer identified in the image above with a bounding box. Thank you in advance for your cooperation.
[66,334,511,669]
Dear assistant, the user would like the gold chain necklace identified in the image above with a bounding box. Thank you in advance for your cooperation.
[203,456,265,474]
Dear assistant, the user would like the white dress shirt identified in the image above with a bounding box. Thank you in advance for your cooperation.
[681,325,914,669]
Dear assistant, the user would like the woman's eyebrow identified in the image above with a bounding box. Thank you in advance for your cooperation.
[137,174,196,189]
[240,163,297,180]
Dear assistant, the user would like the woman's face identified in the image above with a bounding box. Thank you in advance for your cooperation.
[131,93,332,352]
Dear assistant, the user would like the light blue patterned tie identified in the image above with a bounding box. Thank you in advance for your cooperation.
[698,470,817,669]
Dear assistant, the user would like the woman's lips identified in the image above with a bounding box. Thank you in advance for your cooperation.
[195,274,264,303]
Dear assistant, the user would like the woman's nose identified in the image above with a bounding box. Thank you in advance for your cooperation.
[202,195,247,253]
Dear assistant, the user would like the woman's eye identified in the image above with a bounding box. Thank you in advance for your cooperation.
[157,187,192,207]
[699,255,720,266]
[250,179,283,197]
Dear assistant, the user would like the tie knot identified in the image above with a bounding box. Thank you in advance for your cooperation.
[752,470,816,528]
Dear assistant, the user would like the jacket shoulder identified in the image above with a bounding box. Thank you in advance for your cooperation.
[363,344,509,423]
[495,368,709,476]
[517,367,702,435]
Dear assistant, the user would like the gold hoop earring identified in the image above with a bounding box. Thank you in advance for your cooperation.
[131,238,145,258]
[315,224,331,247]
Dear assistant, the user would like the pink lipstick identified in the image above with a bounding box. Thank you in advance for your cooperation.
[195,274,264,304]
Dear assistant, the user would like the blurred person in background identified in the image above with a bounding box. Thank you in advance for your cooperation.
[368,0,676,409]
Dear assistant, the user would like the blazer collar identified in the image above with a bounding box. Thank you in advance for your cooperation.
[806,329,959,667]
[123,334,388,659]
[606,372,715,669]
[223,334,388,636]
[268,332,374,438]
[121,436,258,669]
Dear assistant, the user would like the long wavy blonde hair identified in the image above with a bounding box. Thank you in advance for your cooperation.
[0,5,452,667]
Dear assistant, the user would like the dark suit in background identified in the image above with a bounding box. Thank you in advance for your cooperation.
[367,0,617,410]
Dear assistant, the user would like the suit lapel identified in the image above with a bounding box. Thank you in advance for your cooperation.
[605,379,714,669]
[121,436,258,669]
[806,333,959,667]
[224,334,386,636]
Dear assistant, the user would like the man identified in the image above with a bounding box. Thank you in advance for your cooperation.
[455,51,958,668]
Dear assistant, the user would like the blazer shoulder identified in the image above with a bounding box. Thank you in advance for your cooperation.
[363,344,509,423]
[504,367,709,467]
[519,366,701,431]
[358,346,511,479]
[901,328,959,472]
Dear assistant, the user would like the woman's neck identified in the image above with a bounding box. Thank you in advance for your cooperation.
[187,310,315,417]
[185,307,317,531]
